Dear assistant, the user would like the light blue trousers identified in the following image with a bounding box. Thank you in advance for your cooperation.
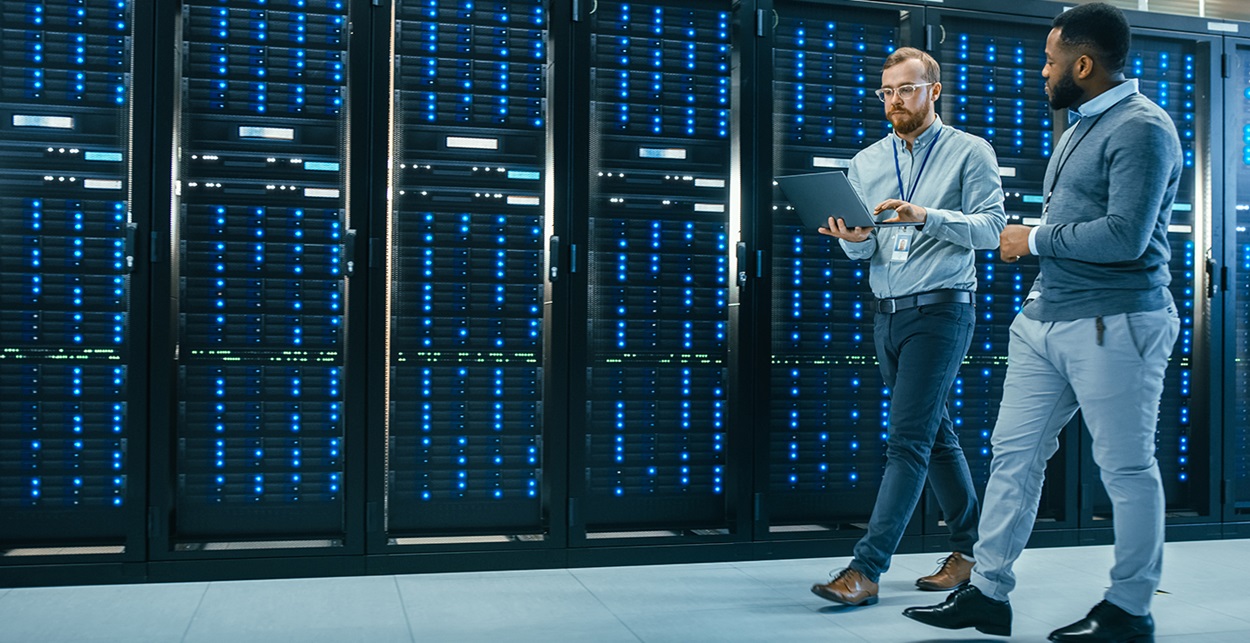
[970,303,1179,616]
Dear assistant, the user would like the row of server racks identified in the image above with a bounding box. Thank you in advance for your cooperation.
[2,0,1250,584]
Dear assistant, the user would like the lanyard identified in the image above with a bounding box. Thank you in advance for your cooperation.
[892,126,942,204]
[1042,96,1128,216]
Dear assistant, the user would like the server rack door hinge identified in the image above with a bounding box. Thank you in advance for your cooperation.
[753,492,763,522]
[756,249,765,279]
[124,222,138,273]
[736,242,748,286]
[756,9,766,38]
[369,237,379,269]
[1221,53,1230,79]
[149,230,160,263]
[1222,266,1229,293]
[572,0,582,22]
[147,507,159,538]
[925,24,936,52]
[567,498,578,529]
[343,229,357,277]
[371,0,382,6]
[1205,249,1218,298]
[548,235,561,281]
[568,242,579,273]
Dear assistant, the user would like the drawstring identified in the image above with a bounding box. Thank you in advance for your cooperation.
[1095,316,1104,346]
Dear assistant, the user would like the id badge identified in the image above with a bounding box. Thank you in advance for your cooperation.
[889,230,914,263]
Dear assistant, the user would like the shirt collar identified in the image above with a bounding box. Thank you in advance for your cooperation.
[894,114,944,151]
[1067,78,1139,124]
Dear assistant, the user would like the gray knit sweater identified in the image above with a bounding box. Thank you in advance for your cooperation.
[1026,93,1182,321]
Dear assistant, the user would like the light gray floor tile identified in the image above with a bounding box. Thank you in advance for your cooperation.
[2,540,1247,643]
[0,581,207,643]
[621,603,864,643]
[571,562,795,618]
[1156,631,1250,643]
[396,569,638,642]
[183,575,411,643]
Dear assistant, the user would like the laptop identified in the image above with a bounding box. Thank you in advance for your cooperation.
[776,171,920,231]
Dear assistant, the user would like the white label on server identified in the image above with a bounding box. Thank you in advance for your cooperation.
[447,136,498,150]
[84,179,123,190]
[14,114,74,129]
[639,147,687,160]
[507,196,541,206]
[305,188,341,199]
[239,126,295,140]
[695,178,725,188]
[694,203,724,213]
[812,157,851,168]
[999,167,1017,177]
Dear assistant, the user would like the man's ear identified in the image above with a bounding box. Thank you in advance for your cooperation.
[930,81,942,102]
[1074,53,1095,81]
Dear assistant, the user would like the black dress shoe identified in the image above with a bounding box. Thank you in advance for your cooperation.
[1048,600,1155,642]
[902,584,1012,637]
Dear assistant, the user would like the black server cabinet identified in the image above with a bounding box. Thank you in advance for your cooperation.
[1078,25,1220,533]
[377,0,558,546]
[1224,37,1250,530]
[925,7,1077,536]
[759,0,919,537]
[154,0,363,552]
[0,0,147,560]
[567,0,743,542]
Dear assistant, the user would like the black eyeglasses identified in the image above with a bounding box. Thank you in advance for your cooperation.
[874,82,935,102]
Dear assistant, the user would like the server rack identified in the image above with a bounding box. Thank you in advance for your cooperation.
[756,0,920,542]
[375,0,561,552]
[0,0,149,566]
[1077,21,1222,536]
[149,0,367,559]
[924,5,1079,539]
[1224,36,1250,532]
[567,0,746,544]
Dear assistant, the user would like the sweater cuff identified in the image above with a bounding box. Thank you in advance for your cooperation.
[1031,224,1052,256]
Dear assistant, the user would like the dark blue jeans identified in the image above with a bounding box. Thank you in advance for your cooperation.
[848,301,979,583]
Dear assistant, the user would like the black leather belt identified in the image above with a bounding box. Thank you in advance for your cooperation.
[874,289,974,314]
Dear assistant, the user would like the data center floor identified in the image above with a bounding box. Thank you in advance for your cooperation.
[1,538,1247,642]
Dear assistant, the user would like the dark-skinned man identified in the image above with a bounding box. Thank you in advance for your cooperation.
[904,4,1181,642]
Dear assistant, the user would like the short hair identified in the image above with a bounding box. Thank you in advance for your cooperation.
[882,47,940,84]
[1052,2,1131,74]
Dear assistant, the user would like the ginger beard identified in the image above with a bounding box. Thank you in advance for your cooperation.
[888,93,933,136]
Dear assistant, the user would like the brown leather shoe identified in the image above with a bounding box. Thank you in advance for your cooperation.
[915,552,974,591]
[811,567,879,606]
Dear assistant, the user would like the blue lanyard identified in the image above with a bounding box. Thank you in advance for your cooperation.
[892,127,942,203]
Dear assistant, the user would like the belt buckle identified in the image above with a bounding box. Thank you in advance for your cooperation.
[878,298,896,314]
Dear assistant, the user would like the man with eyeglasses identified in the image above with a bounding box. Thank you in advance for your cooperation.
[809,47,1006,607]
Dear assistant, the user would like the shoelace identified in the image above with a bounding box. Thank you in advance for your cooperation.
[827,567,857,582]
[1088,600,1120,619]
[947,583,980,601]
[928,553,960,576]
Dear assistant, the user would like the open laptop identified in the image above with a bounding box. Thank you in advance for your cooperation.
[776,171,920,231]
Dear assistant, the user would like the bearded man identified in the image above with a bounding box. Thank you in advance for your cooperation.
[809,47,1006,607]
[904,4,1181,641]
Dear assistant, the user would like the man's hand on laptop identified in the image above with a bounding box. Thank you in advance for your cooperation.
[873,199,927,224]
[819,217,871,242]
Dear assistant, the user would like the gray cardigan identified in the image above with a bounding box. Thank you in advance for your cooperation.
[1026,93,1182,321]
